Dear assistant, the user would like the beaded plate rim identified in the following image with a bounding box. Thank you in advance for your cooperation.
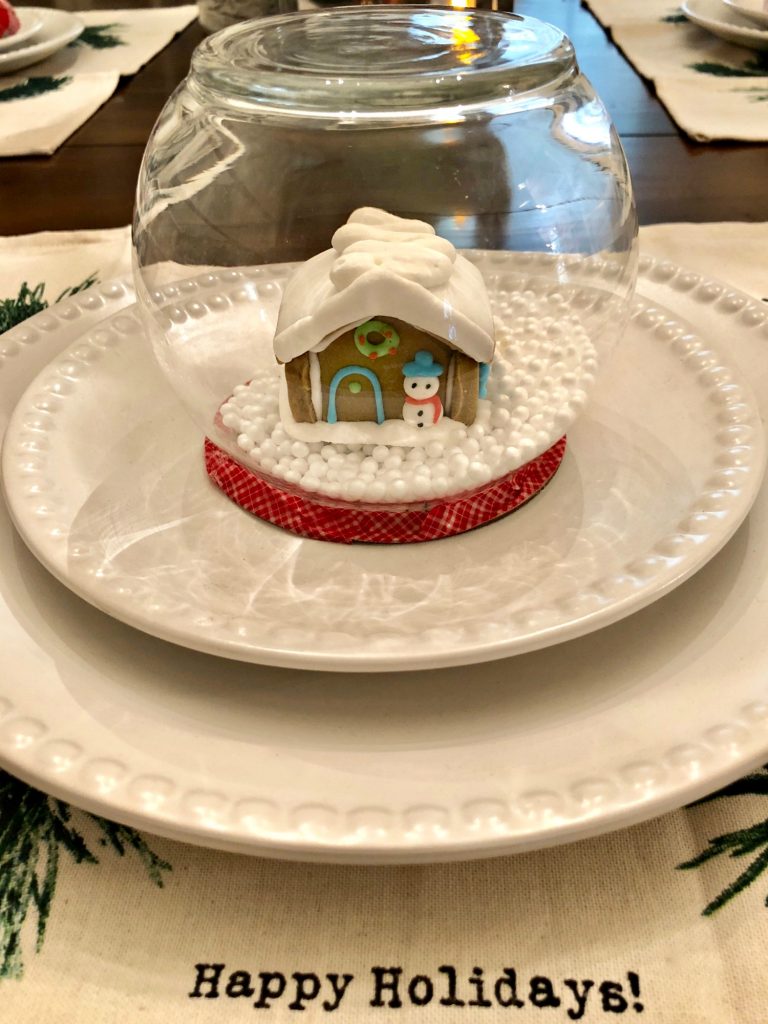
[0,259,767,861]
[0,255,765,671]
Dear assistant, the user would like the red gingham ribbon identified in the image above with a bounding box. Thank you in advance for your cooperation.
[204,436,566,544]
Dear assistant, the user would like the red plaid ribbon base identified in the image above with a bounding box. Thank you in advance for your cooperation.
[204,437,566,544]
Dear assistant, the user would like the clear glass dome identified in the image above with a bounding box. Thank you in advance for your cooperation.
[133,6,637,536]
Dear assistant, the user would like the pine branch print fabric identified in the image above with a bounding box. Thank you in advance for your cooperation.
[0,274,98,334]
[679,766,768,916]
[0,77,72,104]
[2,769,768,1022]
[0,6,196,156]
[0,773,170,979]
[69,24,127,50]
[584,0,768,139]
[38,7,197,77]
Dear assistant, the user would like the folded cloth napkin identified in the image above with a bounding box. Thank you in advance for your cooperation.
[0,6,197,157]
[585,0,768,142]
[641,221,768,299]
[0,228,131,322]
[0,223,767,1024]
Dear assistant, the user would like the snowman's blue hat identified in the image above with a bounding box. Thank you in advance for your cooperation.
[402,350,444,378]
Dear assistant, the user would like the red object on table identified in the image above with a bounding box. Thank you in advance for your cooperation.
[0,0,20,38]
[204,435,567,544]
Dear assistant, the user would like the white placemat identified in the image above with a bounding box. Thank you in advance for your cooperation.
[585,0,768,141]
[0,222,767,1023]
[0,6,196,157]
[0,227,131,330]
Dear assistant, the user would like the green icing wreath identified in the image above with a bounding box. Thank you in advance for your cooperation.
[354,319,400,359]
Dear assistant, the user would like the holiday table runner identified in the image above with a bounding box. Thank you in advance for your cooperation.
[0,223,767,1022]
[583,0,768,142]
[0,228,131,324]
[0,5,196,157]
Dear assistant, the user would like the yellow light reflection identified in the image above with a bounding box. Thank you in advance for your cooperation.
[450,13,481,65]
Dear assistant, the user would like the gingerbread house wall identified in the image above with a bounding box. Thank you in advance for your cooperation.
[285,317,480,426]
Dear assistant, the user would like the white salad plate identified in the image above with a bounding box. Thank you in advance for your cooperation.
[0,259,767,862]
[2,264,765,673]
[0,8,43,52]
[722,0,768,28]
[0,8,83,74]
[682,0,768,48]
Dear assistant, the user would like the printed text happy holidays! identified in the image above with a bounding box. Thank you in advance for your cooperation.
[190,964,644,1017]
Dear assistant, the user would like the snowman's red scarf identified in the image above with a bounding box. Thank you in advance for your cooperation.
[404,393,442,419]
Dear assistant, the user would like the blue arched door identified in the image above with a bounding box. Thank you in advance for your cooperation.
[327,365,385,424]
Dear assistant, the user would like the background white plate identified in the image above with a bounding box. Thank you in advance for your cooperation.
[0,8,83,74]
[682,0,768,48]
[2,270,764,672]
[722,0,768,28]
[0,262,767,863]
[0,8,43,52]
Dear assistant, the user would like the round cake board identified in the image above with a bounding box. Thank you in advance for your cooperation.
[204,436,567,544]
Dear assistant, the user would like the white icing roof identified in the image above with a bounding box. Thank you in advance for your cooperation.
[273,208,495,364]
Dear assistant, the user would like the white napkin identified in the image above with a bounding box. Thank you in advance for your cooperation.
[585,0,768,141]
[0,6,197,157]
[0,72,119,158]
[0,228,131,322]
[641,220,768,298]
[1,223,768,1024]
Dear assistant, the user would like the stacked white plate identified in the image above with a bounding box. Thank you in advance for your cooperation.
[682,0,768,49]
[0,8,83,74]
[0,256,768,863]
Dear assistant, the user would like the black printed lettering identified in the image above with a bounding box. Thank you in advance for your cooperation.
[254,972,287,1009]
[288,973,321,1011]
[324,974,354,1012]
[529,976,561,1008]
[627,972,644,1013]
[438,965,465,1007]
[371,967,403,1008]
[468,967,492,1008]
[600,981,629,1014]
[408,976,434,1006]
[189,963,225,999]
[563,979,594,1020]
[225,971,255,998]
[494,969,525,1008]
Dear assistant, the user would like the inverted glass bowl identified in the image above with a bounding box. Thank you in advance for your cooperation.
[133,6,637,535]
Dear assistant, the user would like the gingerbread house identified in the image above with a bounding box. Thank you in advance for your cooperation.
[273,208,495,430]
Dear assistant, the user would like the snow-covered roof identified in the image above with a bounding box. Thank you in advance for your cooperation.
[273,208,495,365]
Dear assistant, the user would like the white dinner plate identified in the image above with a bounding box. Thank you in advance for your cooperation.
[722,0,768,28]
[0,8,43,52]
[0,261,767,863]
[0,8,83,74]
[682,0,768,48]
[2,264,764,673]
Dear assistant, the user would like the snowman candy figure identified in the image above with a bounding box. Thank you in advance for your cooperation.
[402,350,444,430]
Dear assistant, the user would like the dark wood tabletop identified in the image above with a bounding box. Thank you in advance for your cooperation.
[1,0,767,235]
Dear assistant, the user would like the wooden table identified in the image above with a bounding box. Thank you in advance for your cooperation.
[1,0,767,234]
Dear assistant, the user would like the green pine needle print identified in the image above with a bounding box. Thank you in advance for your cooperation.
[678,765,768,916]
[689,52,768,77]
[56,272,98,303]
[0,283,48,334]
[0,274,98,334]
[0,772,170,979]
[733,86,768,102]
[70,23,126,49]
[0,76,72,104]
